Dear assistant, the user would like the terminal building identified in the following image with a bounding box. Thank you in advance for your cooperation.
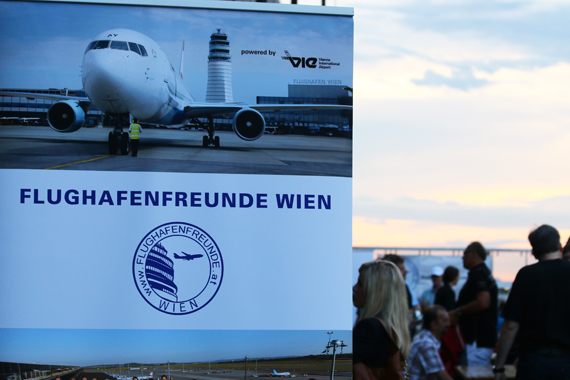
[0,88,103,126]
[257,84,352,136]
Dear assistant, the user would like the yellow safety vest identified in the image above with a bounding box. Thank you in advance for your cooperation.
[130,123,141,140]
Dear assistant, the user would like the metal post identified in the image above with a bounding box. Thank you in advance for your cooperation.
[329,342,337,380]
[244,356,249,380]
[168,362,170,380]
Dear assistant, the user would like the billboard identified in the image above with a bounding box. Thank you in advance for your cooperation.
[0,0,353,368]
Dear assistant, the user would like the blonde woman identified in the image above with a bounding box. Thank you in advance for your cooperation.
[353,260,411,380]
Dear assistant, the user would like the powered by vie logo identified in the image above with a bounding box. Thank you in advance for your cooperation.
[282,50,317,68]
[133,222,223,315]
[282,50,341,70]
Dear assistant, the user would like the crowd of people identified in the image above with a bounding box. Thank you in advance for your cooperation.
[353,224,570,380]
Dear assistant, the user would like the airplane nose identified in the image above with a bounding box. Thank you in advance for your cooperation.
[82,50,127,99]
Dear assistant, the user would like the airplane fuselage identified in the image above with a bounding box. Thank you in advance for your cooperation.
[82,29,193,125]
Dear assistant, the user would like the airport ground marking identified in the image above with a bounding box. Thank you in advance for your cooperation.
[44,154,115,169]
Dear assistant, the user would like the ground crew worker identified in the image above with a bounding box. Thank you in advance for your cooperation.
[129,118,142,157]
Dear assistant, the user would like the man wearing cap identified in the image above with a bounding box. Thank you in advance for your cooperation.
[494,225,570,380]
[419,266,444,311]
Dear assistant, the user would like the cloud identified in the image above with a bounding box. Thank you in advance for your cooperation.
[412,67,490,90]
[342,0,570,83]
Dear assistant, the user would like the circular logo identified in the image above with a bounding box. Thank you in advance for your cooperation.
[133,222,223,315]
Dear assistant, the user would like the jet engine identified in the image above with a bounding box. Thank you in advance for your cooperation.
[232,108,265,141]
[47,100,86,133]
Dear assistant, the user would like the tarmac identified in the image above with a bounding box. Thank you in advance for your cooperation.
[152,370,350,380]
[87,369,351,380]
[0,125,352,177]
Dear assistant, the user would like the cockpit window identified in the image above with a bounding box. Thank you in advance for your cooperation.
[128,42,141,55]
[84,40,148,57]
[85,41,96,53]
[111,41,129,51]
[93,40,110,50]
[139,44,148,57]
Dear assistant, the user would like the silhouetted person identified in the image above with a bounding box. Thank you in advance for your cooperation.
[435,266,460,311]
[449,242,498,366]
[435,265,463,377]
[494,225,570,380]
[563,236,570,261]
[353,260,411,380]
[419,266,444,310]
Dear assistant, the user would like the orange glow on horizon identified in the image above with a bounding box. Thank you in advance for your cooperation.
[353,217,569,283]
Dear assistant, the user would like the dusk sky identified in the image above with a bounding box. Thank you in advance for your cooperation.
[317,0,570,282]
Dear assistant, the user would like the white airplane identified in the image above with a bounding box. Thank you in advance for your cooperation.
[117,372,153,380]
[272,370,291,377]
[1,29,351,154]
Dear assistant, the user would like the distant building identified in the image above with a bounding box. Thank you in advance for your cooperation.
[0,88,102,126]
[257,84,352,136]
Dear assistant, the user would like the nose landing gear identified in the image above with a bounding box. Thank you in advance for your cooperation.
[108,131,130,155]
[105,113,131,155]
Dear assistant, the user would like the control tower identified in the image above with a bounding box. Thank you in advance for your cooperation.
[206,29,233,103]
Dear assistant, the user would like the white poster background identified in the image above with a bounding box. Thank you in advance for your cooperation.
[0,169,352,330]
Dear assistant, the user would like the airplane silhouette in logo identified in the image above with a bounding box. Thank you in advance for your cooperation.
[173,252,204,261]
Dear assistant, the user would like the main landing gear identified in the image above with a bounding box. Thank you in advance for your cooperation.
[105,113,130,155]
[201,116,220,148]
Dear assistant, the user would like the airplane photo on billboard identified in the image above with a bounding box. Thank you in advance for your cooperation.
[0,28,351,155]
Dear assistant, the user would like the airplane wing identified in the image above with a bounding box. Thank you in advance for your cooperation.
[0,91,92,108]
[183,103,351,118]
